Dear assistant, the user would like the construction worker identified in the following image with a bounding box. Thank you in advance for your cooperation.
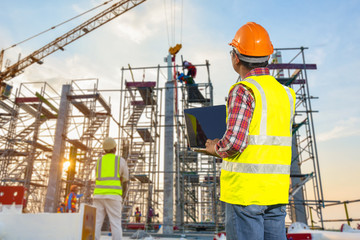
[57,202,66,213]
[183,60,197,79]
[177,72,195,85]
[204,22,295,240]
[134,207,141,223]
[147,205,159,224]
[177,60,197,85]
[93,137,129,240]
[65,185,83,213]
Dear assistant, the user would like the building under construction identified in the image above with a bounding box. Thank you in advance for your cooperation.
[1,46,343,234]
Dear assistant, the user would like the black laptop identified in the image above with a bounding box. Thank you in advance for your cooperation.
[184,105,226,152]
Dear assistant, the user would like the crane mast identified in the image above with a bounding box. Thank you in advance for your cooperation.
[0,0,147,83]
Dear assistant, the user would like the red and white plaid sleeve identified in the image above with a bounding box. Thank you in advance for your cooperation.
[215,84,255,158]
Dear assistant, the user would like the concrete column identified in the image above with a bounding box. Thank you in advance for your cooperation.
[290,134,307,223]
[44,84,71,212]
[163,54,174,234]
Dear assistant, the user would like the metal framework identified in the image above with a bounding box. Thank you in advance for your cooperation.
[0,82,60,212]
[118,66,162,229]
[0,48,326,231]
[175,61,225,231]
[116,60,226,232]
[0,79,111,212]
[269,47,324,228]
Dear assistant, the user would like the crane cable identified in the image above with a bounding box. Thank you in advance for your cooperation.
[3,0,115,51]
[163,0,184,118]
[164,0,183,56]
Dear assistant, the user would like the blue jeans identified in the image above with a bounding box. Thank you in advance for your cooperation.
[225,203,287,240]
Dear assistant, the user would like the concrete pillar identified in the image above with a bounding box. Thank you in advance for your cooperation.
[44,84,71,212]
[163,54,174,234]
[290,134,307,223]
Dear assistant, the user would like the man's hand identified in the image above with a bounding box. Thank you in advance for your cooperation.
[205,138,220,157]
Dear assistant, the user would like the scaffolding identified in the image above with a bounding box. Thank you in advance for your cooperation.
[0,79,111,212]
[0,82,60,212]
[0,48,328,231]
[63,79,111,206]
[118,66,162,229]
[269,47,324,228]
[115,60,226,232]
[174,61,225,231]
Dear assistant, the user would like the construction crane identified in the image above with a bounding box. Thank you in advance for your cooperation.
[0,0,147,97]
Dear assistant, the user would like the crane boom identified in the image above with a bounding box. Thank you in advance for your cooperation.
[0,0,147,83]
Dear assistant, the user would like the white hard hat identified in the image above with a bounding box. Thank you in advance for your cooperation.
[103,137,116,151]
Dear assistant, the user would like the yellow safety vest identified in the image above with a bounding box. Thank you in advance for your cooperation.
[220,75,296,206]
[94,153,123,196]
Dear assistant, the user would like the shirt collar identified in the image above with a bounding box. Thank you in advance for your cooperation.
[244,67,270,79]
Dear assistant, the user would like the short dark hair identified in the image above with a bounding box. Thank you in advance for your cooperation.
[233,49,269,69]
[239,59,268,69]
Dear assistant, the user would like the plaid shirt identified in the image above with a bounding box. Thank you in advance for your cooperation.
[215,67,270,158]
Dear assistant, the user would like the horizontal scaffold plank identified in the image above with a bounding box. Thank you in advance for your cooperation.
[277,79,306,85]
[131,101,146,106]
[134,174,152,183]
[68,93,99,100]
[137,128,154,142]
[268,63,317,70]
[15,97,39,104]
[67,139,88,151]
[125,81,156,88]
[69,93,110,114]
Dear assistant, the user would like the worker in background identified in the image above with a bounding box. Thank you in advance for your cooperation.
[65,185,83,213]
[134,207,141,223]
[93,137,129,240]
[57,202,66,213]
[204,22,295,240]
[146,205,159,224]
[177,60,197,85]
[177,72,195,85]
[22,187,29,213]
[183,60,197,79]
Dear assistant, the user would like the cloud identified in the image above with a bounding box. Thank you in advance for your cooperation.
[318,117,360,142]
[96,0,166,45]
[307,47,327,66]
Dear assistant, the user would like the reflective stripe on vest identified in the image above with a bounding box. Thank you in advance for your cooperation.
[221,161,291,174]
[283,85,295,133]
[220,75,295,206]
[95,185,122,190]
[248,135,292,146]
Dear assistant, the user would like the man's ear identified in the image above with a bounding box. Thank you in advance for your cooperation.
[234,54,241,65]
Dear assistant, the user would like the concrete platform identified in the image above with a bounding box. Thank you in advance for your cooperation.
[101,231,215,240]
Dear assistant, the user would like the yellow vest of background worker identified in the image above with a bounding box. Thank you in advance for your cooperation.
[94,153,123,196]
[220,75,296,206]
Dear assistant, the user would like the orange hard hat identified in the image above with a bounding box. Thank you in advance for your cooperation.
[70,185,78,191]
[229,22,273,57]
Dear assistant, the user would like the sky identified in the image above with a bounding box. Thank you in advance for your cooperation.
[0,0,359,230]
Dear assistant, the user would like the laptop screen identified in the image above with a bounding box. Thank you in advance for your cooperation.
[184,105,226,148]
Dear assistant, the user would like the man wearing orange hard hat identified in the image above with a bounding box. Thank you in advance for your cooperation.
[204,22,295,239]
